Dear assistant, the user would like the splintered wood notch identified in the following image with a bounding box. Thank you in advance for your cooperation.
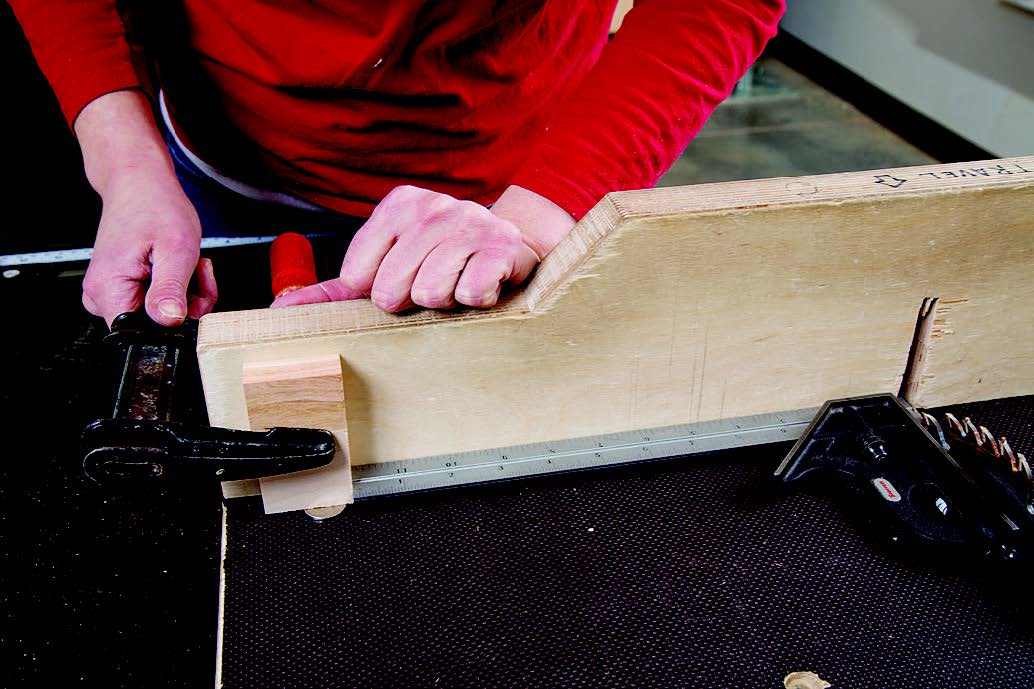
[198,156,1034,512]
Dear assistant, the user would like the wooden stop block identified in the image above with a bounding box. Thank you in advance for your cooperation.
[242,355,353,513]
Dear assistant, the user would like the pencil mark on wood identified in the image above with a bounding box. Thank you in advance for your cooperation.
[696,328,709,422]
[785,180,818,196]
[873,174,907,189]
[667,312,677,376]
[629,352,640,425]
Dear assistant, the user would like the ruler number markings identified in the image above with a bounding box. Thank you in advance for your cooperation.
[351,409,816,498]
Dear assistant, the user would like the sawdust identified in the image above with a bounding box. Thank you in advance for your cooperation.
[783,670,831,689]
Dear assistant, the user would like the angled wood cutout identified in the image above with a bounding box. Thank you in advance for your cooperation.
[197,157,1034,512]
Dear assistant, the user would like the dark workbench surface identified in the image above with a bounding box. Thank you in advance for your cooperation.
[1,239,333,687]
[3,260,221,687]
[4,243,1033,688]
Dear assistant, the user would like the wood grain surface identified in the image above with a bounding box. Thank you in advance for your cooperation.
[200,157,1034,508]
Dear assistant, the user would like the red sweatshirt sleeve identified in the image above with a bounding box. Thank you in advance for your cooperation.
[8,1,142,128]
[510,0,785,219]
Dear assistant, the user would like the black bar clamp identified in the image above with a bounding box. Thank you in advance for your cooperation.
[81,312,335,484]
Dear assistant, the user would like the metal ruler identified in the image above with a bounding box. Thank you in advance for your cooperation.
[350,407,818,499]
[0,236,283,267]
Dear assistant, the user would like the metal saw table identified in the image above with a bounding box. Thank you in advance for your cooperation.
[4,241,1033,688]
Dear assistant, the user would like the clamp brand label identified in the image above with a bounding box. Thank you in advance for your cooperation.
[872,477,901,502]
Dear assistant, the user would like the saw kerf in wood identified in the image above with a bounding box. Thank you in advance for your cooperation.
[196,156,1034,513]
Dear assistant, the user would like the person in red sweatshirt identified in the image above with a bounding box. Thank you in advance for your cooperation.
[10,1,784,327]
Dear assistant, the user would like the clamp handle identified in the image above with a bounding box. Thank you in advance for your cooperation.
[82,420,335,482]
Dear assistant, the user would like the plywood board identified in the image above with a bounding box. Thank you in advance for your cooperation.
[198,157,1034,505]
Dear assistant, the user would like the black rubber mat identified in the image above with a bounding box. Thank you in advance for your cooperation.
[219,398,1034,688]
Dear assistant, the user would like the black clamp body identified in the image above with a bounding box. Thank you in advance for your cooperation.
[775,394,1031,565]
[81,312,335,483]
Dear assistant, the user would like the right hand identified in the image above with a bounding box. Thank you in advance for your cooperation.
[75,90,217,328]
[82,173,217,327]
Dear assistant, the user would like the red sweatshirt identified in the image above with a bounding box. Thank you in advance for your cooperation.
[10,0,783,219]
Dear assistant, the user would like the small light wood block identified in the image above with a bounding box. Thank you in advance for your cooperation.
[242,356,353,513]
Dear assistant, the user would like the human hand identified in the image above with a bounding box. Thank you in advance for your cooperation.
[82,172,217,327]
[271,185,575,312]
[76,90,218,327]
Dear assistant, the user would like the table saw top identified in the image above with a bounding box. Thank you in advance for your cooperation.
[5,244,1033,688]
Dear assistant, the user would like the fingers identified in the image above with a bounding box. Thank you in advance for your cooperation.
[450,243,536,308]
[270,278,368,308]
[340,186,420,294]
[81,245,151,326]
[82,266,147,327]
[187,258,219,318]
[84,252,215,326]
[82,292,99,315]
[144,234,202,326]
[454,248,526,308]
[341,186,542,314]
[409,242,473,309]
[369,227,453,312]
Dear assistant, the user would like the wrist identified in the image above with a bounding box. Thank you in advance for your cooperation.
[491,185,576,260]
[75,90,176,198]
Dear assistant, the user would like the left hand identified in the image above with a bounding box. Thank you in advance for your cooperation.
[271,185,575,312]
